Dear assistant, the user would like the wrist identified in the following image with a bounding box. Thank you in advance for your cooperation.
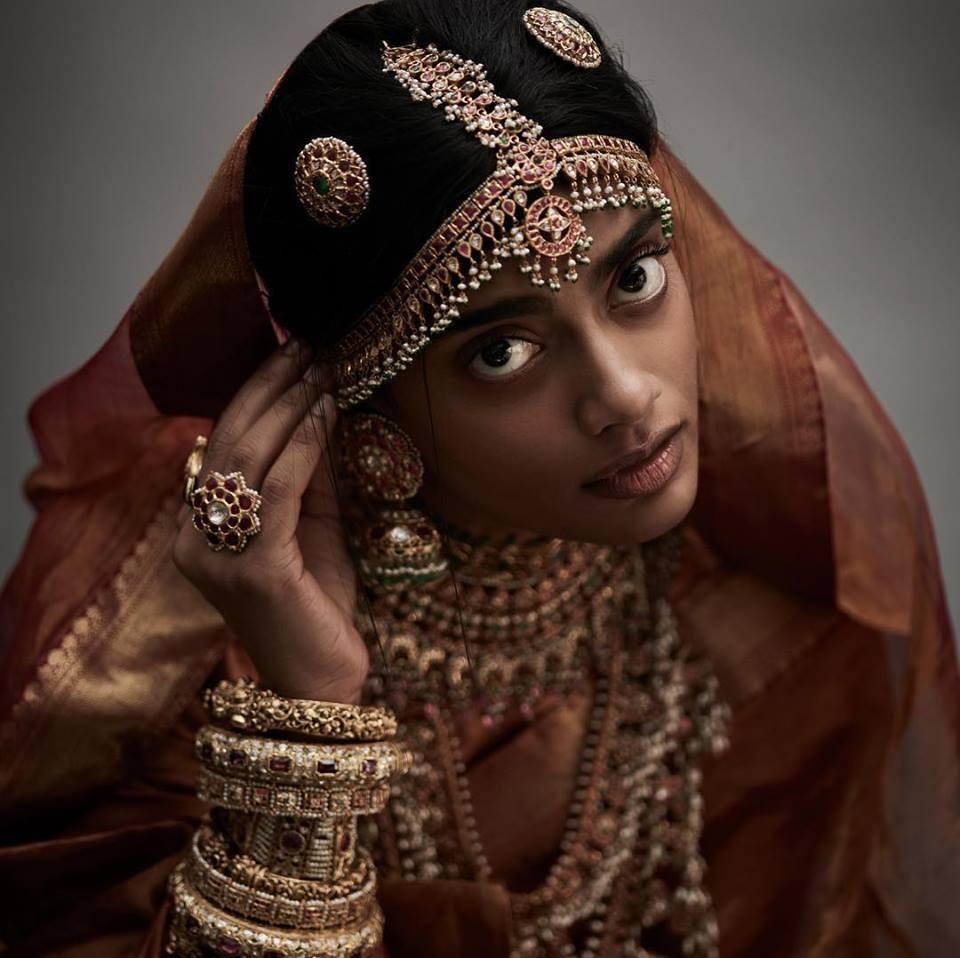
[256,669,366,706]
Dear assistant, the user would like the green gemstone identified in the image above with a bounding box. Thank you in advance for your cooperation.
[312,174,331,196]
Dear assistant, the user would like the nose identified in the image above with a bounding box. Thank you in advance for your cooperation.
[574,333,662,436]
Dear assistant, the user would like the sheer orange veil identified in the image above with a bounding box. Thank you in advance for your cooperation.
[0,111,956,953]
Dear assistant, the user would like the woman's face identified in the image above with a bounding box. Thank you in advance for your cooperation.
[367,196,699,546]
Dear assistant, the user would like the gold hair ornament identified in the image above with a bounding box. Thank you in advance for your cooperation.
[522,7,603,68]
[294,136,371,227]
[324,38,673,409]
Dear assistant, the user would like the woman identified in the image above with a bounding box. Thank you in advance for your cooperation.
[0,1,957,955]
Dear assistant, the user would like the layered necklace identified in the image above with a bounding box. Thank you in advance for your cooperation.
[356,523,731,957]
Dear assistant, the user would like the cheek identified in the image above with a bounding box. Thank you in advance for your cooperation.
[429,403,556,496]
[668,273,699,408]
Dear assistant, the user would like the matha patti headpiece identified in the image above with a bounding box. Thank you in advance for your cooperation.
[320,35,673,409]
[522,7,602,68]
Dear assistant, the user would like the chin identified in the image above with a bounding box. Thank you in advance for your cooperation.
[558,453,699,547]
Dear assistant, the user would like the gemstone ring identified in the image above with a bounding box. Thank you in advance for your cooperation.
[189,468,263,554]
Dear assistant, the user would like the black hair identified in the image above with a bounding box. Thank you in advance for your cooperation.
[242,0,658,351]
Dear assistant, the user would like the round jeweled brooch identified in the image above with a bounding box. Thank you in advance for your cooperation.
[523,7,602,69]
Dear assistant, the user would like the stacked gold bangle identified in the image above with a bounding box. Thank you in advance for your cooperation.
[203,676,397,740]
[166,678,409,958]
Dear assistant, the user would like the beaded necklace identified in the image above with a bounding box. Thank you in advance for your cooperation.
[357,525,731,957]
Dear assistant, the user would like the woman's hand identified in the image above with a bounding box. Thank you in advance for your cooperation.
[172,338,366,704]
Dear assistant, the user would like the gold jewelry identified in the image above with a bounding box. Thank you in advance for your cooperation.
[327,38,673,408]
[362,536,647,720]
[197,725,412,788]
[358,526,733,958]
[184,826,377,931]
[338,412,447,588]
[197,767,391,818]
[166,862,383,958]
[215,808,358,883]
[189,471,263,553]
[198,821,372,899]
[183,435,208,505]
[523,7,603,68]
[359,529,653,720]
[203,677,397,741]
[294,136,371,228]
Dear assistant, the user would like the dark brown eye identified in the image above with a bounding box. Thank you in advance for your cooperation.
[481,340,512,367]
[468,337,541,380]
[614,252,667,304]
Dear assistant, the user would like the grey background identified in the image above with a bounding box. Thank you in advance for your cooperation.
[1,2,957,626]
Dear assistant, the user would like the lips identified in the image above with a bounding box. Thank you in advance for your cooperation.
[582,423,684,487]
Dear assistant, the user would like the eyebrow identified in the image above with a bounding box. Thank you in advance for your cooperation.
[434,206,660,339]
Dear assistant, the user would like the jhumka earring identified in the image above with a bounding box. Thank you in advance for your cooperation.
[337,412,448,589]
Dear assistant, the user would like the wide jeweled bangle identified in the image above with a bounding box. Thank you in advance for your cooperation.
[182,823,378,931]
[203,677,397,741]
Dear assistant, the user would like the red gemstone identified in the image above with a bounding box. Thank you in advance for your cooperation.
[225,532,240,546]
[223,492,234,504]
[227,516,238,527]
[269,756,292,772]
[361,758,377,774]
[228,749,246,766]
[238,516,252,531]
[214,488,224,499]
[192,491,205,508]
[280,829,306,852]
[185,915,201,934]
[339,830,351,850]
[217,938,241,955]
[317,759,337,774]
[238,495,252,509]
[224,478,238,492]
[206,532,220,546]
[230,504,240,514]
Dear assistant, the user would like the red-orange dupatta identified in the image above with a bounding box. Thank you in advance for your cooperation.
[0,117,957,956]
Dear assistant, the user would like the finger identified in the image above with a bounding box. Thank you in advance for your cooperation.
[203,337,317,467]
[258,393,339,543]
[299,407,352,583]
[211,364,325,489]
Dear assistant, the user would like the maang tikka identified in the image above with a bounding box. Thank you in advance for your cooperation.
[337,412,448,589]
